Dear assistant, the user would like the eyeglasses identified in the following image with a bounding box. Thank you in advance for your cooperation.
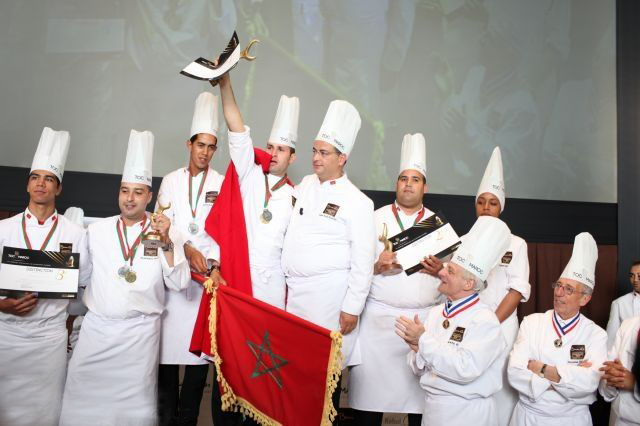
[551,282,585,296]
[312,148,339,158]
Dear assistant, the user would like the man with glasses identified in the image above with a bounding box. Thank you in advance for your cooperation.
[156,91,225,426]
[281,100,376,414]
[508,232,607,425]
[606,260,640,349]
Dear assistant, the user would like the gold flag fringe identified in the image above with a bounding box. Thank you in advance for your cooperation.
[203,279,344,426]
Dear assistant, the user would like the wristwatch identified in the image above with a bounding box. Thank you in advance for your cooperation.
[539,364,547,378]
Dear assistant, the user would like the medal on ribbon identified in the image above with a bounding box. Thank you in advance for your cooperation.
[551,311,580,348]
[441,293,479,329]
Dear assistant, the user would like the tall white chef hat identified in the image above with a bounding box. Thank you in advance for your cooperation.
[268,95,299,149]
[560,232,598,290]
[190,92,219,139]
[476,146,505,212]
[30,127,70,182]
[315,100,361,156]
[399,133,427,179]
[64,207,85,228]
[452,216,511,281]
[122,130,154,187]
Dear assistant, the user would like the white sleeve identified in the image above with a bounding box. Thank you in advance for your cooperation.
[160,226,190,291]
[506,239,531,302]
[228,126,256,183]
[416,311,505,384]
[341,197,376,316]
[605,300,621,350]
[157,174,191,245]
[77,228,92,287]
[599,325,622,402]
[553,329,607,399]
[407,350,427,376]
[507,316,552,400]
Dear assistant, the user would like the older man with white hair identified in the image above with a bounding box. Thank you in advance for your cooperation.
[507,232,607,426]
[396,215,511,425]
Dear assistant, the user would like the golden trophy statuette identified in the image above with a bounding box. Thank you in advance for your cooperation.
[378,223,403,276]
[142,202,171,248]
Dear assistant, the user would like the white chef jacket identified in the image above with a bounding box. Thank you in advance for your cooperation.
[606,292,640,349]
[228,126,294,308]
[82,215,190,319]
[60,214,190,426]
[349,203,442,413]
[157,166,223,364]
[281,173,376,362]
[508,310,607,425]
[408,295,506,426]
[599,316,640,426]
[0,208,90,426]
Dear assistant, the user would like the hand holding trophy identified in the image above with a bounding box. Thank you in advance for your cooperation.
[377,223,403,276]
[142,202,172,249]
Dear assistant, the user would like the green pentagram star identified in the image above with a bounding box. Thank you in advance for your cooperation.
[246,331,289,389]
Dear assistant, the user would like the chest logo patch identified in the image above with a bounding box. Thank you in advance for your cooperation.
[59,242,73,254]
[205,191,219,204]
[570,345,586,360]
[292,196,297,207]
[501,251,513,265]
[323,203,340,217]
[449,326,466,343]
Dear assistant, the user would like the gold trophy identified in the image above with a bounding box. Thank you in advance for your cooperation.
[142,202,171,249]
[378,223,403,276]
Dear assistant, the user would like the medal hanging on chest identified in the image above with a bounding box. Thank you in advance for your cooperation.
[261,174,289,224]
[551,311,580,349]
[116,217,149,284]
[441,293,479,329]
[188,168,208,234]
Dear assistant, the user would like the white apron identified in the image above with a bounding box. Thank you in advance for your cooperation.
[159,280,206,365]
[59,312,161,426]
[510,400,592,426]
[423,393,496,426]
[251,265,286,310]
[0,315,67,426]
[348,300,428,413]
[286,270,360,365]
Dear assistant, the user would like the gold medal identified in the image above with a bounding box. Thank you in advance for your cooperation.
[554,338,562,348]
[442,319,450,329]
[125,269,137,283]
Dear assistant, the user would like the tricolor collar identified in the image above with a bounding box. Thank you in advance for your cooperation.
[24,207,57,226]
[443,293,480,318]
[553,310,580,330]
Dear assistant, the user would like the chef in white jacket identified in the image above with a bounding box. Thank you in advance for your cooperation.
[606,261,640,348]
[508,232,607,426]
[156,92,224,426]
[281,99,376,410]
[348,133,441,426]
[396,215,511,426]
[475,146,531,425]
[0,128,90,426]
[217,74,297,309]
[599,316,640,426]
[59,130,190,426]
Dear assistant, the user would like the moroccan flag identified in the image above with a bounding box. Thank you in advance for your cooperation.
[192,274,342,425]
[190,149,342,425]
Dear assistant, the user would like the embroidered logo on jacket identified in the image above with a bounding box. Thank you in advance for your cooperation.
[322,203,340,217]
[205,191,218,204]
[59,242,73,254]
[570,345,586,360]
[449,326,466,343]
[501,251,513,265]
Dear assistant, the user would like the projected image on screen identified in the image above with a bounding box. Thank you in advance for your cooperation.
[0,0,615,203]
